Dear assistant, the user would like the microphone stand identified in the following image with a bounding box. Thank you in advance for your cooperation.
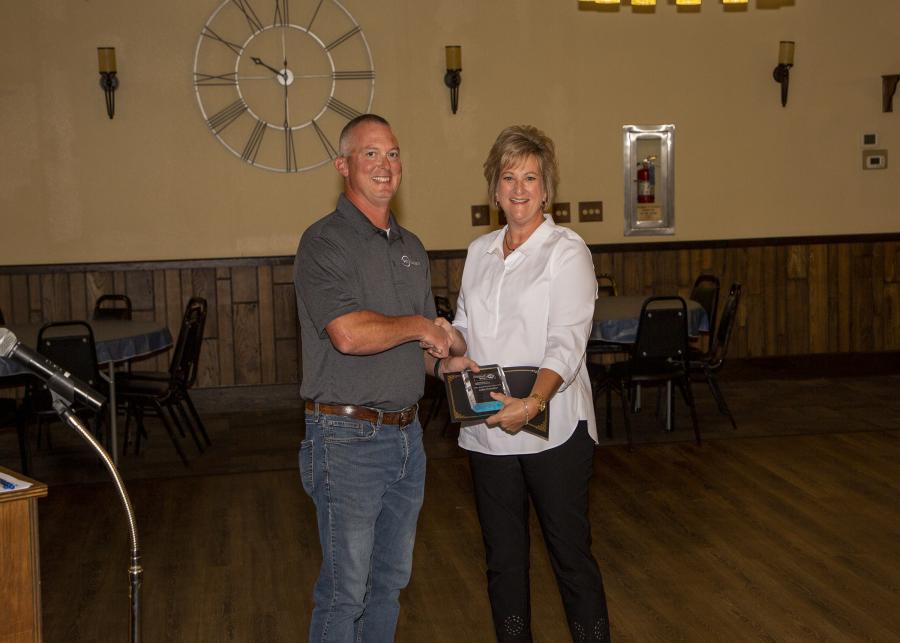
[51,394,143,643]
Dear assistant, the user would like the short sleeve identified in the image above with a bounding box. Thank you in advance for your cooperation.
[294,233,361,338]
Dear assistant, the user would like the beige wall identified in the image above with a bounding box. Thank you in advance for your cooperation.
[1,0,898,265]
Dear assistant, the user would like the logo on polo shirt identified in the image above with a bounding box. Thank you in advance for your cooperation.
[400,255,421,268]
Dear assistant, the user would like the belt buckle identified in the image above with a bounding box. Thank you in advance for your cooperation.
[400,403,417,427]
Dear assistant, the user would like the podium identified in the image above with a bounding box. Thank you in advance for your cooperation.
[0,466,47,643]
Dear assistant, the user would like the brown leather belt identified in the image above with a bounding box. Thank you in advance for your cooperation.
[305,400,419,427]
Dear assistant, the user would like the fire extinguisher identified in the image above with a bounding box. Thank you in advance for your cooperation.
[637,156,655,204]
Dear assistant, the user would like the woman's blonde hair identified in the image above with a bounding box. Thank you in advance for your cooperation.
[483,125,559,210]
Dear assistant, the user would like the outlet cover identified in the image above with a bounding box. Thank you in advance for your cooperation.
[578,201,603,222]
[552,202,571,224]
[862,149,888,170]
[471,204,490,226]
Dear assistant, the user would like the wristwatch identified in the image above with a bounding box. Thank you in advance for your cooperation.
[528,392,548,413]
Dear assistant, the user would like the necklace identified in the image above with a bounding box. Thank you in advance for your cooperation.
[503,231,516,254]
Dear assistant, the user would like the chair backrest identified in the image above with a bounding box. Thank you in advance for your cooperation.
[597,273,618,297]
[434,295,454,322]
[632,296,689,369]
[690,274,720,337]
[169,297,208,388]
[708,283,742,369]
[93,294,133,321]
[34,321,103,410]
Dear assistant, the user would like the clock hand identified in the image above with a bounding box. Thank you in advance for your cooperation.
[250,56,287,81]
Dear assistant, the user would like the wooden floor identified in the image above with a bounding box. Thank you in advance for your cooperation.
[3,361,900,641]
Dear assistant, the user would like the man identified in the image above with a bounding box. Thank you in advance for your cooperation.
[293,114,469,642]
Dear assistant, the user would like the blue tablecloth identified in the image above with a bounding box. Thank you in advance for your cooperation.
[592,295,709,344]
[0,320,173,377]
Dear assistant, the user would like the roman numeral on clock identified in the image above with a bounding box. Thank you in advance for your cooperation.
[242,120,267,163]
[194,72,238,87]
[232,0,264,34]
[201,26,244,56]
[325,97,361,121]
[332,70,374,81]
[312,120,338,160]
[325,26,361,52]
[207,99,248,134]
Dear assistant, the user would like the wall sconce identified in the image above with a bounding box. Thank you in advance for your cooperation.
[883,74,900,113]
[772,40,794,107]
[97,47,118,119]
[444,45,461,114]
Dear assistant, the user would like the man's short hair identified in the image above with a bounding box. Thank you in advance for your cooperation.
[339,114,392,156]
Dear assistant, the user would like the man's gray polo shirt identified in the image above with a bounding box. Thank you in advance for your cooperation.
[294,194,437,410]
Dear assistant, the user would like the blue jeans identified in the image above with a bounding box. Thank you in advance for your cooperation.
[299,408,426,643]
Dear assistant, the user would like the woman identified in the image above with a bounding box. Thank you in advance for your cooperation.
[445,125,610,642]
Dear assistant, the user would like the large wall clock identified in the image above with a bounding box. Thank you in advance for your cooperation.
[193,0,375,173]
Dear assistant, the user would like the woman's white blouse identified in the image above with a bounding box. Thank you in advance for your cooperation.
[453,215,598,455]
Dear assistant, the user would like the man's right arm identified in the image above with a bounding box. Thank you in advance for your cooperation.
[326,311,452,356]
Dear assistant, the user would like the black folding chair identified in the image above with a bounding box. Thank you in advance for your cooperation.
[422,296,456,434]
[117,297,209,466]
[588,273,622,437]
[25,321,108,450]
[690,283,743,429]
[607,296,700,450]
[596,273,618,297]
[93,294,133,321]
[1,307,34,472]
[690,274,720,339]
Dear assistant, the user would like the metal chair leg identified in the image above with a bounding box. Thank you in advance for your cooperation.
[153,400,190,467]
[172,401,204,453]
[181,391,211,446]
[706,370,737,430]
[678,377,702,445]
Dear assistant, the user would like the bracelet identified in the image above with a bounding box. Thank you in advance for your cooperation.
[433,357,444,380]
[528,392,548,413]
[521,398,529,424]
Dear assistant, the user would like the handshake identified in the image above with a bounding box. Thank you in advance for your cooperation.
[419,317,458,358]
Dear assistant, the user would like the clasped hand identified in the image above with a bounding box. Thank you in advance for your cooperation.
[419,317,454,358]
[485,392,529,435]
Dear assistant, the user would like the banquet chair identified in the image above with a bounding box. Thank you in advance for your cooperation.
[117,297,209,466]
[26,321,108,450]
[596,273,618,297]
[0,398,30,474]
[422,295,455,434]
[606,296,700,450]
[689,283,742,430]
[93,294,133,321]
[0,307,33,472]
[588,274,620,438]
[689,274,720,341]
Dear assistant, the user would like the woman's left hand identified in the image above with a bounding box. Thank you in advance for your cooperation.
[485,392,530,434]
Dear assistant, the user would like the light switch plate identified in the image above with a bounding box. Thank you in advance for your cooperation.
[552,202,571,224]
[578,201,603,222]
[861,132,879,147]
[862,149,888,170]
[471,204,490,226]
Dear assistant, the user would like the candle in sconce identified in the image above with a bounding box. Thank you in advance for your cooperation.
[445,45,461,71]
[98,47,117,73]
[778,41,795,66]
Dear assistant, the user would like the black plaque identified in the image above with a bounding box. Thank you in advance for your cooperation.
[444,365,549,439]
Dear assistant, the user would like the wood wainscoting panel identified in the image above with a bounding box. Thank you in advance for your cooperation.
[2,234,899,388]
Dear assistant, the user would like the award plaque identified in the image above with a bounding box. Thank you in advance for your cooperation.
[444,365,549,439]
[462,365,509,413]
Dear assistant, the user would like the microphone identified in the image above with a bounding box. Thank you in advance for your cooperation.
[0,327,106,411]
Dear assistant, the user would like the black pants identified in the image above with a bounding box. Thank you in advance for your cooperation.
[468,421,611,642]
